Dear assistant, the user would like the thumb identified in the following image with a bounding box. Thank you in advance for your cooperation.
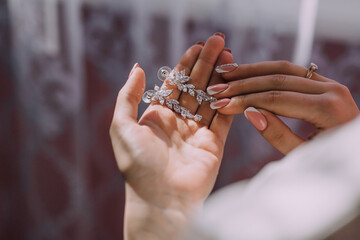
[244,107,305,155]
[113,63,145,127]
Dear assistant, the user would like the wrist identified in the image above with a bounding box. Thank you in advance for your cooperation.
[124,183,202,240]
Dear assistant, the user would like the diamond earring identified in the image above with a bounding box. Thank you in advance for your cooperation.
[142,84,202,121]
[158,66,217,104]
[142,66,216,122]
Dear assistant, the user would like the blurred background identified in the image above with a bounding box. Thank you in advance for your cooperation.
[1,0,359,239]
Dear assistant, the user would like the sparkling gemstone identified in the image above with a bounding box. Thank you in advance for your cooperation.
[174,105,181,113]
[168,99,179,105]
[196,95,203,104]
[181,110,187,118]
[168,80,176,85]
[162,89,173,97]
[159,97,165,105]
[310,62,318,71]
[210,97,217,103]
[181,76,190,83]
[194,115,202,122]
[196,89,205,96]
[166,102,172,109]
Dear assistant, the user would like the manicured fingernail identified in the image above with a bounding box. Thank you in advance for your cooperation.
[207,83,229,95]
[224,48,232,53]
[129,63,139,77]
[196,41,205,46]
[210,98,230,110]
[214,32,225,39]
[244,107,267,131]
[215,63,238,73]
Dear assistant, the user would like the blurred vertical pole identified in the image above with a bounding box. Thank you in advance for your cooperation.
[44,0,59,56]
[293,0,319,66]
[62,0,90,239]
[131,0,151,68]
[169,0,186,67]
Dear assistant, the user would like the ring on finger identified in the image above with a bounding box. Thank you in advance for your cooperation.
[305,62,318,79]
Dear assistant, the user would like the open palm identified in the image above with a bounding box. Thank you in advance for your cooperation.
[110,35,233,211]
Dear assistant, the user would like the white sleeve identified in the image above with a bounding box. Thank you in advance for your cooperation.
[187,116,360,240]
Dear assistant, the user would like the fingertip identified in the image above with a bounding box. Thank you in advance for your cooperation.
[120,64,146,104]
[128,62,139,78]
[132,66,145,84]
[244,107,268,131]
[215,63,238,75]
[210,98,231,110]
[206,34,226,49]
[196,41,205,46]
[214,32,226,40]
[219,50,234,65]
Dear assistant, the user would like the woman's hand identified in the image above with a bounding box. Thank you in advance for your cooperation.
[110,34,233,239]
[207,61,360,155]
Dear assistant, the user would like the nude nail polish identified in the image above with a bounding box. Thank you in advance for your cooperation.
[214,32,225,39]
[244,107,267,131]
[215,63,238,73]
[207,83,229,95]
[210,98,231,110]
[129,63,139,77]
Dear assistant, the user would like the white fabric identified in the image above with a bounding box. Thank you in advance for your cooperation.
[188,116,360,240]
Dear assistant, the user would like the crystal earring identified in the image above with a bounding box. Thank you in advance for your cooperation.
[142,84,202,121]
[158,66,217,104]
[142,66,216,122]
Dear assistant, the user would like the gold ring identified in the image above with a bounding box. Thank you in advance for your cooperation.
[305,63,318,79]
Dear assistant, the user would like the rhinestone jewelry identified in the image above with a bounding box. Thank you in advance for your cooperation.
[158,66,216,104]
[142,66,215,121]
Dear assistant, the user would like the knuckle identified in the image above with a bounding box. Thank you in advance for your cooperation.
[267,91,282,105]
[330,83,350,95]
[227,80,243,95]
[270,74,287,88]
[199,54,214,67]
[120,89,138,105]
[268,130,287,147]
[236,95,248,113]
[318,94,338,111]
[217,97,245,114]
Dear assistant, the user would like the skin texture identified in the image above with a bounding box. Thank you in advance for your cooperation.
[110,35,233,240]
[211,60,360,154]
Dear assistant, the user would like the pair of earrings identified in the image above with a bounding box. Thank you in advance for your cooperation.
[142,66,217,121]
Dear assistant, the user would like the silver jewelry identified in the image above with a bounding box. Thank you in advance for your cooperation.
[142,84,202,121]
[142,66,216,122]
[158,66,217,104]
